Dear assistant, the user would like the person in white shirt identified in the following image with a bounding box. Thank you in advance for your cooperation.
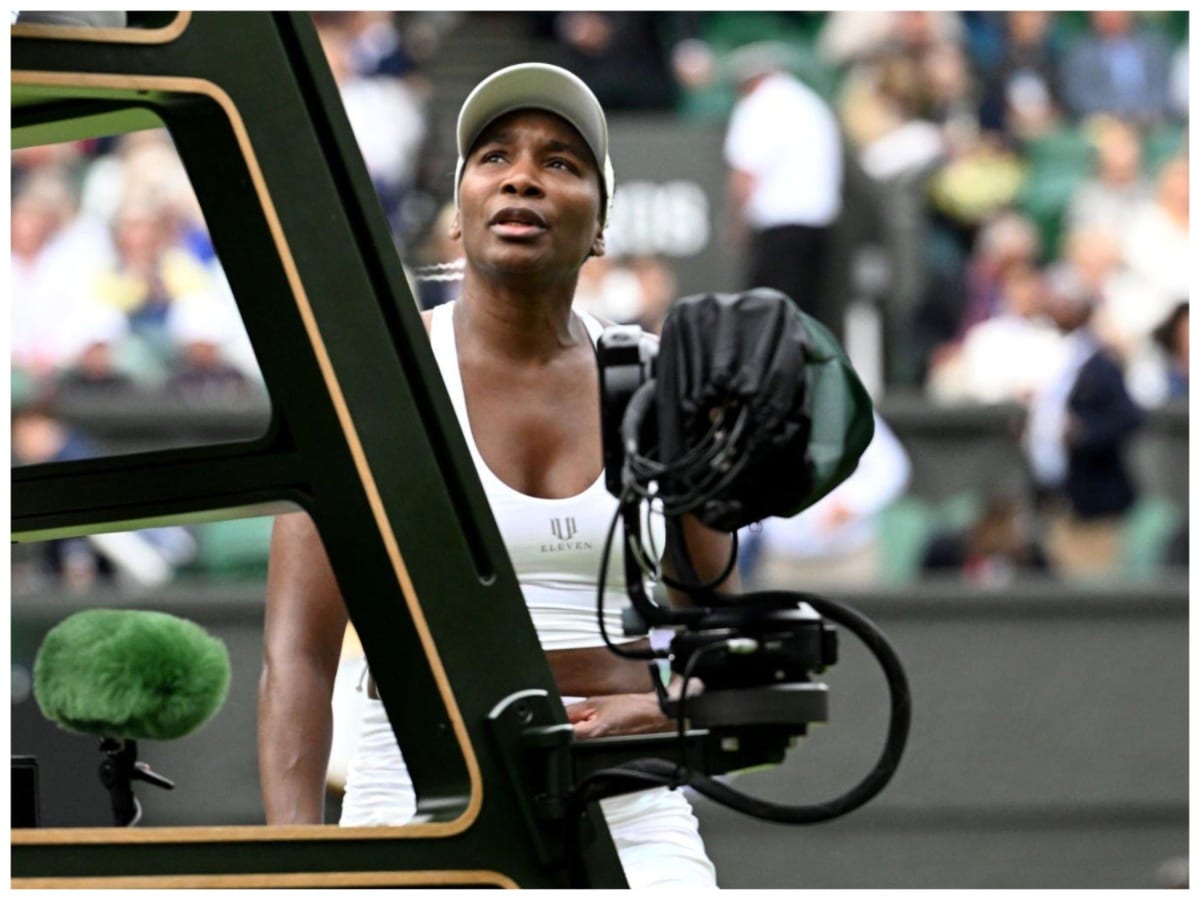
[724,42,845,339]
[928,262,1065,405]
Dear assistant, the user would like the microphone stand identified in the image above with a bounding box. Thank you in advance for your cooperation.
[97,738,175,826]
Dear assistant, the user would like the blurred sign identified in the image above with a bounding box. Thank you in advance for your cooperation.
[605,119,741,297]
[606,180,710,257]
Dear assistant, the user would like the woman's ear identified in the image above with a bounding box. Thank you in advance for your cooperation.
[590,229,606,259]
[449,213,462,242]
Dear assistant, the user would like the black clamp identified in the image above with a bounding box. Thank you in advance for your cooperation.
[97,738,174,827]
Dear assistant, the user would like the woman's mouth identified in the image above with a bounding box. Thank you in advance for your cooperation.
[489,207,549,238]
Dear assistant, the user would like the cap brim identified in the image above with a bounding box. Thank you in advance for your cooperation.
[457,63,608,169]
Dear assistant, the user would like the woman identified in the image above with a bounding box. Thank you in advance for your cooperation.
[258,63,733,887]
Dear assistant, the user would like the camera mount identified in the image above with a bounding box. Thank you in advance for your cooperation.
[581,292,911,841]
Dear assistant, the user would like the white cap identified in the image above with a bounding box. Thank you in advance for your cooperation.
[454,62,615,222]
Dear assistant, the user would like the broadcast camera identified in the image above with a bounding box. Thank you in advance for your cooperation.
[587,288,911,827]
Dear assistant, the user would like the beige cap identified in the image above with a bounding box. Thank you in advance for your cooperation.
[454,62,615,221]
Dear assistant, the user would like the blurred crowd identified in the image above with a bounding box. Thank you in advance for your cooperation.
[12,133,260,403]
[11,11,1189,593]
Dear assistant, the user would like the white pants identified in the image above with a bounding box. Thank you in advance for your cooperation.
[340,695,717,888]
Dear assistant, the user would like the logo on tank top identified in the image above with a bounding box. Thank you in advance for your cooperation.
[544,517,591,552]
[550,517,577,541]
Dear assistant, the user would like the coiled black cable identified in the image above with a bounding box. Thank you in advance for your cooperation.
[571,592,911,872]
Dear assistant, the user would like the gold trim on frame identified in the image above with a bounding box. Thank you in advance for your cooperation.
[12,869,519,889]
[11,12,191,44]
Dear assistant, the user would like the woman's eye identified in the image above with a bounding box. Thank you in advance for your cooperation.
[548,158,574,172]
[481,151,505,163]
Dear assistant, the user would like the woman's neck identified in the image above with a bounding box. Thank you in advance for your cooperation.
[457,268,584,363]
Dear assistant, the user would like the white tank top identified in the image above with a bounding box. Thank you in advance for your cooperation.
[429,301,660,650]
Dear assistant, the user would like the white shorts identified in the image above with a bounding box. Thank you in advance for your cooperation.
[340,696,717,888]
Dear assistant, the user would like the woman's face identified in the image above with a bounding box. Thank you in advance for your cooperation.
[455,109,604,280]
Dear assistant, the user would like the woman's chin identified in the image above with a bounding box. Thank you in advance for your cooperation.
[478,247,559,277]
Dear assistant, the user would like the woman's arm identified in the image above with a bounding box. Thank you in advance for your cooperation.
[663,513,741,605]
[258,511,348,824]
[568,513,738,738]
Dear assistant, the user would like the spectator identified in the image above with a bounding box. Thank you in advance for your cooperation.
[1154,301,1189,401]
[739,414,910,589]
[920,40,980,150]
[90,196,218,365]
[817,10,964,70]
[316,16,429,240]
[1061,11,1173,126]
[12,170,84,377]
[165,267,262,387]
[830,12,974,179]
[977,11,1063,140]
[11,393,99,468]
[54,304,138,399]
[922,23,1026,228]
[724,41,844,338]
[79,130,209,263]
[340,11,413,79]
[1066,116,1154,237]
[166,339,252,404]
[957,210,1041,337]
[165,298,254,405]
[922,493,1052,585]
[914,209,1040,387]
[1024,264,1144,577]
[549,12,680,111]
[1054,226,1149,366]
[838,49,947,183]
[1119,155,1189,330]
[928,262,1064,404]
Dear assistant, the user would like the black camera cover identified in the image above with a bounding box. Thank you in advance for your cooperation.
[656,289,874,531]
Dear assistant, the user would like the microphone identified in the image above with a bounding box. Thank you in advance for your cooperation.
[32,609,231,825]
[34,608,230,740]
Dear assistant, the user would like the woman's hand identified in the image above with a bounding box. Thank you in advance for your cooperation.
[565,692,672,739]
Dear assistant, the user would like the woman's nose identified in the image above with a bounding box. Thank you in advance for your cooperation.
[501,158,544,197]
